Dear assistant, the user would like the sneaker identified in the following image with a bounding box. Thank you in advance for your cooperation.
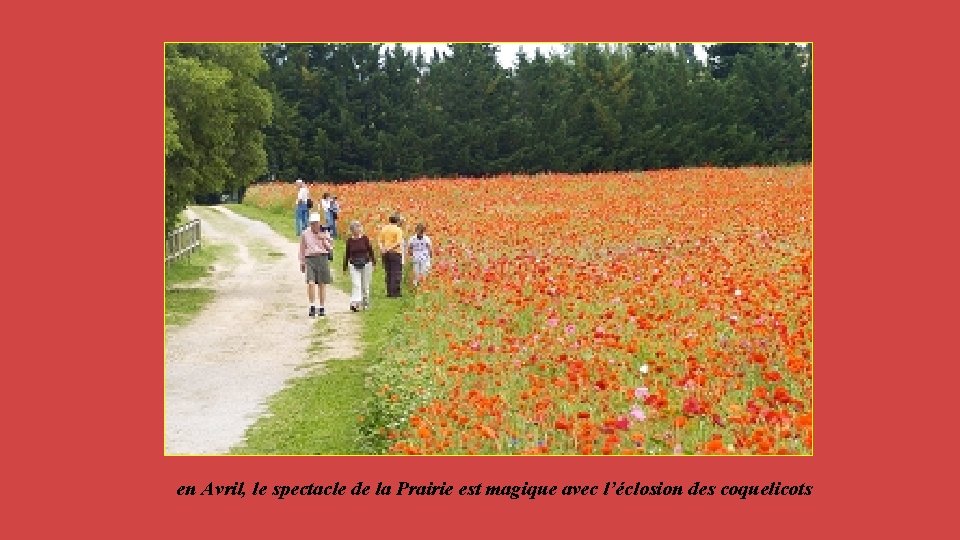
[317,307,326,316]
[308,306,316,317]
[350,304,359,312]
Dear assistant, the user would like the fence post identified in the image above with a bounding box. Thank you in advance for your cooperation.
[165,219,202,265]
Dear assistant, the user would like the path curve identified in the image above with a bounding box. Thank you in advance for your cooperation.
[164,205,360,455]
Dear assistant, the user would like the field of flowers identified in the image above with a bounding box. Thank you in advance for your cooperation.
[245,166,812,455]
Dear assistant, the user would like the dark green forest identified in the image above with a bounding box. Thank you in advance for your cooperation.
[164,43,811,232]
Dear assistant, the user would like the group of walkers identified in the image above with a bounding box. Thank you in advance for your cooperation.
[295,180,432,318]
[294,179,340,239]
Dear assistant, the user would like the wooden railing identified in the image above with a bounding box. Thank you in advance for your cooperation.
[166,219,201,264]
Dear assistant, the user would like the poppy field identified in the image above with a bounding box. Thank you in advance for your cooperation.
[244,165,812,455]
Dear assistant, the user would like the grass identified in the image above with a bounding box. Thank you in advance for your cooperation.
[164,288,216,326]
[229,201,415,454]
[164,243,228,326]
[353,287,414,453]
[231,356,374,455]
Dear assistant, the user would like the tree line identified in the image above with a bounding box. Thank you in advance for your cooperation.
[164,43,811,232]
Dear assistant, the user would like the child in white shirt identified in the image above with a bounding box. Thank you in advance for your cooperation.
[407,223,433,287]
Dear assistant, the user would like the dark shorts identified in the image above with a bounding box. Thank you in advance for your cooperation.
[305,255,332,284]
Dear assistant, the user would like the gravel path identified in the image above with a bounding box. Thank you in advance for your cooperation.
[164,206,359,455]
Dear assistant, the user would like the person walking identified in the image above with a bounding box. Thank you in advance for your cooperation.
[397,215,407,284]
[329,196,341,239]
[320,192,332,234]
[343,220,376,311]
[299,212,333,317]
[378,213,404,298]
[294,179,311,236]
[407,223,433,288]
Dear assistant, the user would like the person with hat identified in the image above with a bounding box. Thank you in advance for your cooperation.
[293,179,311,236]
[299,212,333,317]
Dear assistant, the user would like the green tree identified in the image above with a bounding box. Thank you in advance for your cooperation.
[378,44,428,178]
[164,106,181,157]
[706,43,761,79]
[727,44,811,162]
[565,44,635,172]
[164,44,272,231]
[165,53,233,231]
[422,44,513,176]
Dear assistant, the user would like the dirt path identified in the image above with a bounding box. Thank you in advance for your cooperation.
[164,205,360,455]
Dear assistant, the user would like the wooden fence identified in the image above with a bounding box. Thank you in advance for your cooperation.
[165,219,201,264]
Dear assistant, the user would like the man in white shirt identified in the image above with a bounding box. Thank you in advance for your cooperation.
[294,179,310,235]
[407,223,433,287]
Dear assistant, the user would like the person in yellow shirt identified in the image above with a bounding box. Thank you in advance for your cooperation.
[378,213,404,297]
